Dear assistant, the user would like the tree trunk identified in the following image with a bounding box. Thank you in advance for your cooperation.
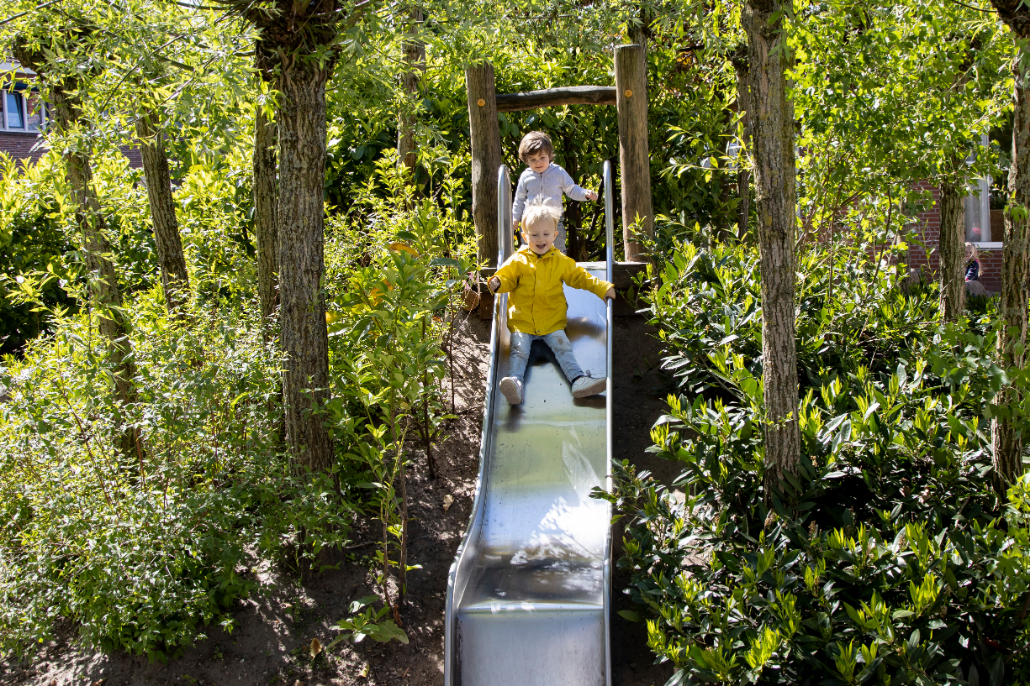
[254,103,279,327]
[136,111,189,312]
[276,56,334,473]
[733,58,752,242]
[52,90,136,393]
[743,0,801,492]
[254,107,279,327]
[990,0,1030,491]
[254,45,280,330]
[54,86,139,458]
[13,42,139,458]
[993,37,1030,491]
[938,178,966,321]
[398,6,424,175]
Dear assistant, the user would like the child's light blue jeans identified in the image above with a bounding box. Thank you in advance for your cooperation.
[555,219,566,254]
[508,330,583,384]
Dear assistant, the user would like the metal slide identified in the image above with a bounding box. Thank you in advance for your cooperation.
[444,162,615,686]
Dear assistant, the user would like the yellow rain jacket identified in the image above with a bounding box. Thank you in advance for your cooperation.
[493,246,614,336]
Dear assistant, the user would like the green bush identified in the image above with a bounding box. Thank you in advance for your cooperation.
[644,229,938,400]
[323,154,476,612]
[0,155,77,356]
[173,152,257,304]
[0,145,477,660]
[604,237,1030,684]
[0,141,307,658]
[0,304,285,658]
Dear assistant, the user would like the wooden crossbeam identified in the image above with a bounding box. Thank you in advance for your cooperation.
[494,86,617,112]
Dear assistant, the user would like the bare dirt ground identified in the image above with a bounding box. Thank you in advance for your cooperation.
[0,311,679,686]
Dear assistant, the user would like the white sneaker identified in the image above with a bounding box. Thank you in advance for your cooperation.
[571,375,606,398]
[499,376,523,405]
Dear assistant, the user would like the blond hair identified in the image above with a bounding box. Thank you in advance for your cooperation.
[521,200,561,232]
[518,131,554,162]
[965,242,985,274]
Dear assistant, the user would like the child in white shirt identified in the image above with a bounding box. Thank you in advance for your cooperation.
[512,131,598,254]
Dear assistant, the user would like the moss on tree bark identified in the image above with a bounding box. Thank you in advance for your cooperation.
[276,54,334,473]
[743,0,801,492]
[937,177,966,322]
[136,112,190,313]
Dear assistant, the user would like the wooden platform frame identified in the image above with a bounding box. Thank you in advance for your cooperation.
[466,45,654,267]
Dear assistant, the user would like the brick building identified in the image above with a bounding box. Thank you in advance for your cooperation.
[0,61,141,169]
[0,61,49,165]
[907,180,1004,294]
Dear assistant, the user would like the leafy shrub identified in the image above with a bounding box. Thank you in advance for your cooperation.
[323,154,476,614]
[0,304,286,658]
[0,147,477,660]
[644,229,938,400]
[0,155,77,356]
[604,237,1030,684]
[173,152,257,304]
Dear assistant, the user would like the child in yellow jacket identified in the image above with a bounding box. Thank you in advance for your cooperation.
[487,202,615,405]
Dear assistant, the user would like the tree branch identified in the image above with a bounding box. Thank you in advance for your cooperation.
[0,0,62,28]
[946,0,994,13]
[168,0,224,9]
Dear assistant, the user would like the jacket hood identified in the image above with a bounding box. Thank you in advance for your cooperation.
[517,245,560,260]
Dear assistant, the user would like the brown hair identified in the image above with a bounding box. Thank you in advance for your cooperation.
[518,131,554,163]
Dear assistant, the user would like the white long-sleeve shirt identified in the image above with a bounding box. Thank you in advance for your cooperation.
[512,163,592,224]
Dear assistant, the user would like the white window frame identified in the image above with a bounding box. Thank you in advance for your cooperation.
[0,86,45,134]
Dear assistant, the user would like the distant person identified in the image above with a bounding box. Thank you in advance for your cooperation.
[965,242,989,296]
[512,131,598,254]
[488,202,615,405]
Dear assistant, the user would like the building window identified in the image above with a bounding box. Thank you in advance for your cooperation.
[964,133,993,245]
[4,91,25,130]
[964,177,991,243]
[1,88,44,133]
[26,98,44,132]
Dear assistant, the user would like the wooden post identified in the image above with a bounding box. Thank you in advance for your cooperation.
[615,44,653,262]
[466,62,503,266]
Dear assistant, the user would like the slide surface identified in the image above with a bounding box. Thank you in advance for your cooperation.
[444,164,614,686]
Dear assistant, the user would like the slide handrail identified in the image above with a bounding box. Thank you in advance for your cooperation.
[498,164,515,263]
[604,159,614,284]
[443,165,512,686]
[602,158,614,686]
